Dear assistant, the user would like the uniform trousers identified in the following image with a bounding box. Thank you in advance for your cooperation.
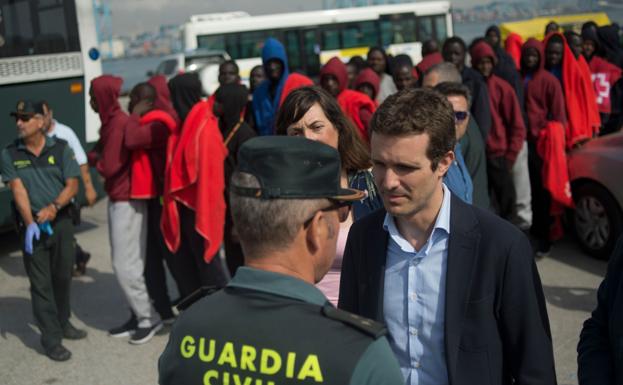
[107,200,159,328]
[22,215,74,350]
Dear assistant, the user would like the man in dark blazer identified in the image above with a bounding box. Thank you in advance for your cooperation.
[338,88,556,385]
[577,236,623,385]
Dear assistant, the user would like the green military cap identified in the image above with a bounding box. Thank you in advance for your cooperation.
[10,100,47,117]
[232,136,365,202]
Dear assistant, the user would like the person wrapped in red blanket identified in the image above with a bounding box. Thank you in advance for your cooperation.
[320,57,376,143]
[521,38,571,256]
[161,73,229,299]
[125,80,186,324]
[544,32,600,147]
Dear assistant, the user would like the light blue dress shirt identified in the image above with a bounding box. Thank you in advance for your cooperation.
[383,184,451,385]
[444,143,473,204]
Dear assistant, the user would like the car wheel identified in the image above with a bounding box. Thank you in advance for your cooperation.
[573,182,623,260]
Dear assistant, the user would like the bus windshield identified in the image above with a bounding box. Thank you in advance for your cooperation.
[0,0,81,58]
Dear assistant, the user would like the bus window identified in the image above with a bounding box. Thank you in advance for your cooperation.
[0,0,80,58]
[342,21,378,49]
[323,29,340,50]
[417,16,434,42]
[197,35,225,51]
[240,31,266,59]
[225,34,240,60]
[434,15,447,42]
[380,15,416,45]
[303,29,320,77]
[285,30,301,72]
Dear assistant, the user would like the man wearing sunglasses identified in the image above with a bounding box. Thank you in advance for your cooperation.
[1,100,85,361]
[159,136,404,385]
[433,82,474,204]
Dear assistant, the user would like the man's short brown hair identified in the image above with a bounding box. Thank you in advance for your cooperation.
[370,88,456,170]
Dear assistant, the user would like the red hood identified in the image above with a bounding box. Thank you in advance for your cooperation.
[416,52,443,75]
[505,33,524,69]
[354,68,380,98]
[320,57,348,93]
[470,41,497,67]
[91,75,123,126]
[521,38,545,71]
[278,73,314,107]
[148,75,180,124]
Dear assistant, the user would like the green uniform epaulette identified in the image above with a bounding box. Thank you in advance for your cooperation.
[321,304,387,339]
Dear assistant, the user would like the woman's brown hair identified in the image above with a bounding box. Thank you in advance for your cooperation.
[275,86,372,172]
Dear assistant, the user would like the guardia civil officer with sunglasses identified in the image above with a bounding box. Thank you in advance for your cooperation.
[1,100,86,362]
[159,136,403,385]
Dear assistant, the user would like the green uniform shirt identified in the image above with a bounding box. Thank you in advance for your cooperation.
[1,136,80,212]
[159,267,404,385]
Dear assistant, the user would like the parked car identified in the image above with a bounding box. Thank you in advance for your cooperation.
[568,132,623,259]
[149,49,230,95]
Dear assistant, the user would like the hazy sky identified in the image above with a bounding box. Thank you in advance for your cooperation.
[109,0,481,35]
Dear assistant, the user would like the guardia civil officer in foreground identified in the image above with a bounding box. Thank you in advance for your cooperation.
[159,136,404,385]
[1,100,85,361]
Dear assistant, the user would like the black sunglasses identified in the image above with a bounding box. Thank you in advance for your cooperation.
[14,114,34,122]
[454,111,469,122]
[303,200,353,228]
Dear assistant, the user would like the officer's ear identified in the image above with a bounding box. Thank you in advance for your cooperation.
[304,211,323,255]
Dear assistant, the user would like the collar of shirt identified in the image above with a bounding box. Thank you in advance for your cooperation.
[17,135,56,152]
[382,183,451,255]
[228,266,329,306]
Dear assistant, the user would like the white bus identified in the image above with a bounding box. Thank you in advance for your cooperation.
[0,0,102,228]
[182,1,452,82]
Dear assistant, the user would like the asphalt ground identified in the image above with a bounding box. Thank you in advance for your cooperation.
[0,198,608,385]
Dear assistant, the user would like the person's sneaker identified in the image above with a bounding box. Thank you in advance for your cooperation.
[63,323,87,340]
[76,252,91,275]
[108,317,138,338]
[45,344,72,362]
[535,239,551,259]
[129,323,163,345]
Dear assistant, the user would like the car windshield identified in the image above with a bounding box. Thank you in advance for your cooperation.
[185,55,224,71]
[156,59,178,75]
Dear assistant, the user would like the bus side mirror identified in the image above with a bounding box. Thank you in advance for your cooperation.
[146,70,154,77]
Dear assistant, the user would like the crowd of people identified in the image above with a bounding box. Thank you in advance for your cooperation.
[3,19,623,385]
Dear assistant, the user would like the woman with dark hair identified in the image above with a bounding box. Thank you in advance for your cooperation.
[367,46,397,103]
[213,84,256,275]
[275,86,382,304]
[161,73,229,299]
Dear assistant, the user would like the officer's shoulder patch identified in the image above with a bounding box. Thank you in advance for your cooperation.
[321,305,387,339]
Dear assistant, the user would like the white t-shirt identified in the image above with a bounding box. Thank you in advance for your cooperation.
[47,120,87,166]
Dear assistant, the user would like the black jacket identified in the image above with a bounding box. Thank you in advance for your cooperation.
[462,66,492,140]
[338,194,557,385]
[578,236,623,385]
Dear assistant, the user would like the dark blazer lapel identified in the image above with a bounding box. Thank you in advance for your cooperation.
[444,196,481,383]
[364,210,389,322]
